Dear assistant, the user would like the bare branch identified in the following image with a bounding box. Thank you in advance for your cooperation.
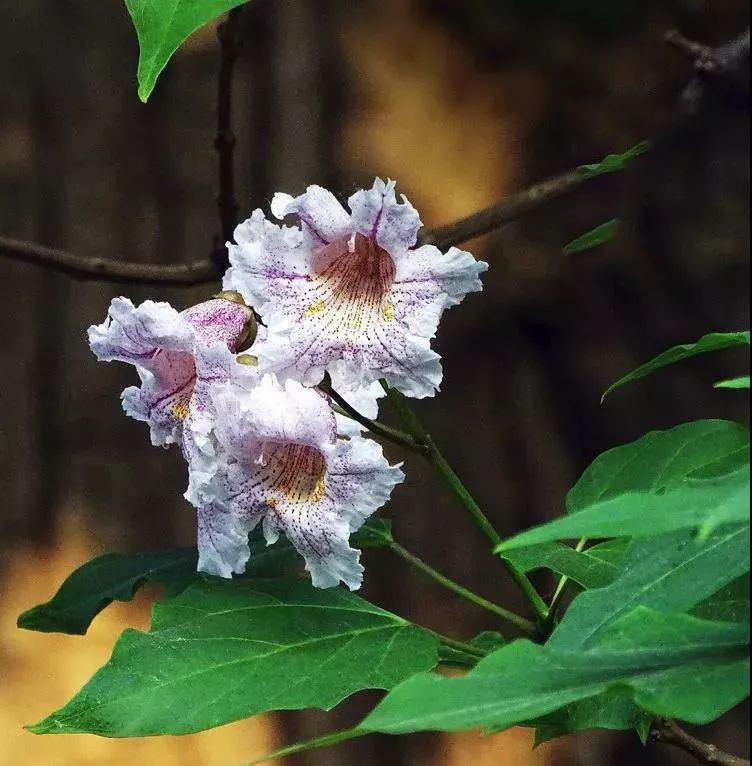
[652,718,750,766]
[214,7,244,265]
[665,28,750,111]
[0,236,217,286]
[418,169,585,249]
[0,166,597,284]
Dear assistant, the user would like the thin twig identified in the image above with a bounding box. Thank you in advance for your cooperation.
[665,28,750,111]
[652,718,750,766]
[214,7,243,266]
[417,169,586,250]
[0,165,595,285]
[319,375,425,453]
[381,381,550,628]
[0,236,218,285]
[389,540,537,635]
[542,537,587,635]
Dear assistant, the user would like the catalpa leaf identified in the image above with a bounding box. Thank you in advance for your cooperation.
[498,466,749,551]
[361,609,749,735]
[19,520,393,636]
[563,219,620,256]
[549,526,750,651]
[578,141,650,179]
[602,331,750,401]
[692,577,750,624]
[124,0,251,101]
[567,420,749,512]
[500,539,629,590]
[29,578,438,737]
[499,420,749,552]
[715,376,751,390]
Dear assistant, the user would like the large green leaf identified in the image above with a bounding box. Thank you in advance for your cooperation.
[500,539,629,589]
[499,466,749,550]
[563,219,620,256]
[602,331,751,401]
[362,609,749,735]
[124,0,251,102]
[549,526,750,651]
[498,420,750,552]
[577,141,650,179]
[525,526,750,739]
[29,579,438,737]
[531,689,652,745]
[566,420,749,512]
[692,577,750,624]
[17,548,198,636]
[18,520,393,636]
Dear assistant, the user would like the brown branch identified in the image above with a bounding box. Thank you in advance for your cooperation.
[0,236,217,286]
[652,718,750,766]
[214,7,243,266]
[417,169,585,249]
[0,166,595,284]
[665,28,750,111]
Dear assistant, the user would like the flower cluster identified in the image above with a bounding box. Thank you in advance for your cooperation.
[89,179,487,589]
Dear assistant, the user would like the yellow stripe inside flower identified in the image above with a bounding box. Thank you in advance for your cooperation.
[300,234,396,341]
[263,443,327,506]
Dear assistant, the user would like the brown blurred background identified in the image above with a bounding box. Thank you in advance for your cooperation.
[1,1,749,764]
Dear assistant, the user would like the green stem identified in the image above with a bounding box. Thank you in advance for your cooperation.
[244,726,365,765]
[389,541,536,635]
[320,376,424,453]
[433,632,486,660]
[381,380,549,628]
[543,537,587,635]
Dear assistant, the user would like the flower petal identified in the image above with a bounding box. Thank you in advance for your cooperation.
[88,297,193,364]
[196,499,261,578]
[120,352,195,447]
[348,178,422,253]
[212,374,336,462]
[391,244,489,339]
[273,185,351,245]
[181,297,253,351]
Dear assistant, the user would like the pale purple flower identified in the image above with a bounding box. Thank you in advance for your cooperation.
[187,371,404,587]
[88,296,253,456]
[224,178,488,398]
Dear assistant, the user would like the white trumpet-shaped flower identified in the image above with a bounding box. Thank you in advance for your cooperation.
[224,178,488,398]
[187,370,404,588]
[88,296,253,456]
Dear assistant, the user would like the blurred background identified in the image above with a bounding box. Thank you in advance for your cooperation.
[0,0,749,764]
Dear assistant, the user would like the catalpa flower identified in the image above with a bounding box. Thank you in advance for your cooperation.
[88,296,254,454]
[224,178,488,398]
[188,371,404,588]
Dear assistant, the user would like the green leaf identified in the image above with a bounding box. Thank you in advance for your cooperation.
[124,0,250,102]
[17,548,198,636]
[498,421,750,552]
[438,632,506,668]
[362,609,749,735]
[715,376,751,390]
[29,579,438,737]
[353,518,394,547]
[602,331,751,401]
[563,219,620,256]
[500,539,629,590]
[531,689,652,745]
[549,526,750,651]
[692,577,750,624]
[19,519,392,636]
[578,141,650,179]
[567,420,749,512]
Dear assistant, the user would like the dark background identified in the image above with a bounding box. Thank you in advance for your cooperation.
[0,1,749,764]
